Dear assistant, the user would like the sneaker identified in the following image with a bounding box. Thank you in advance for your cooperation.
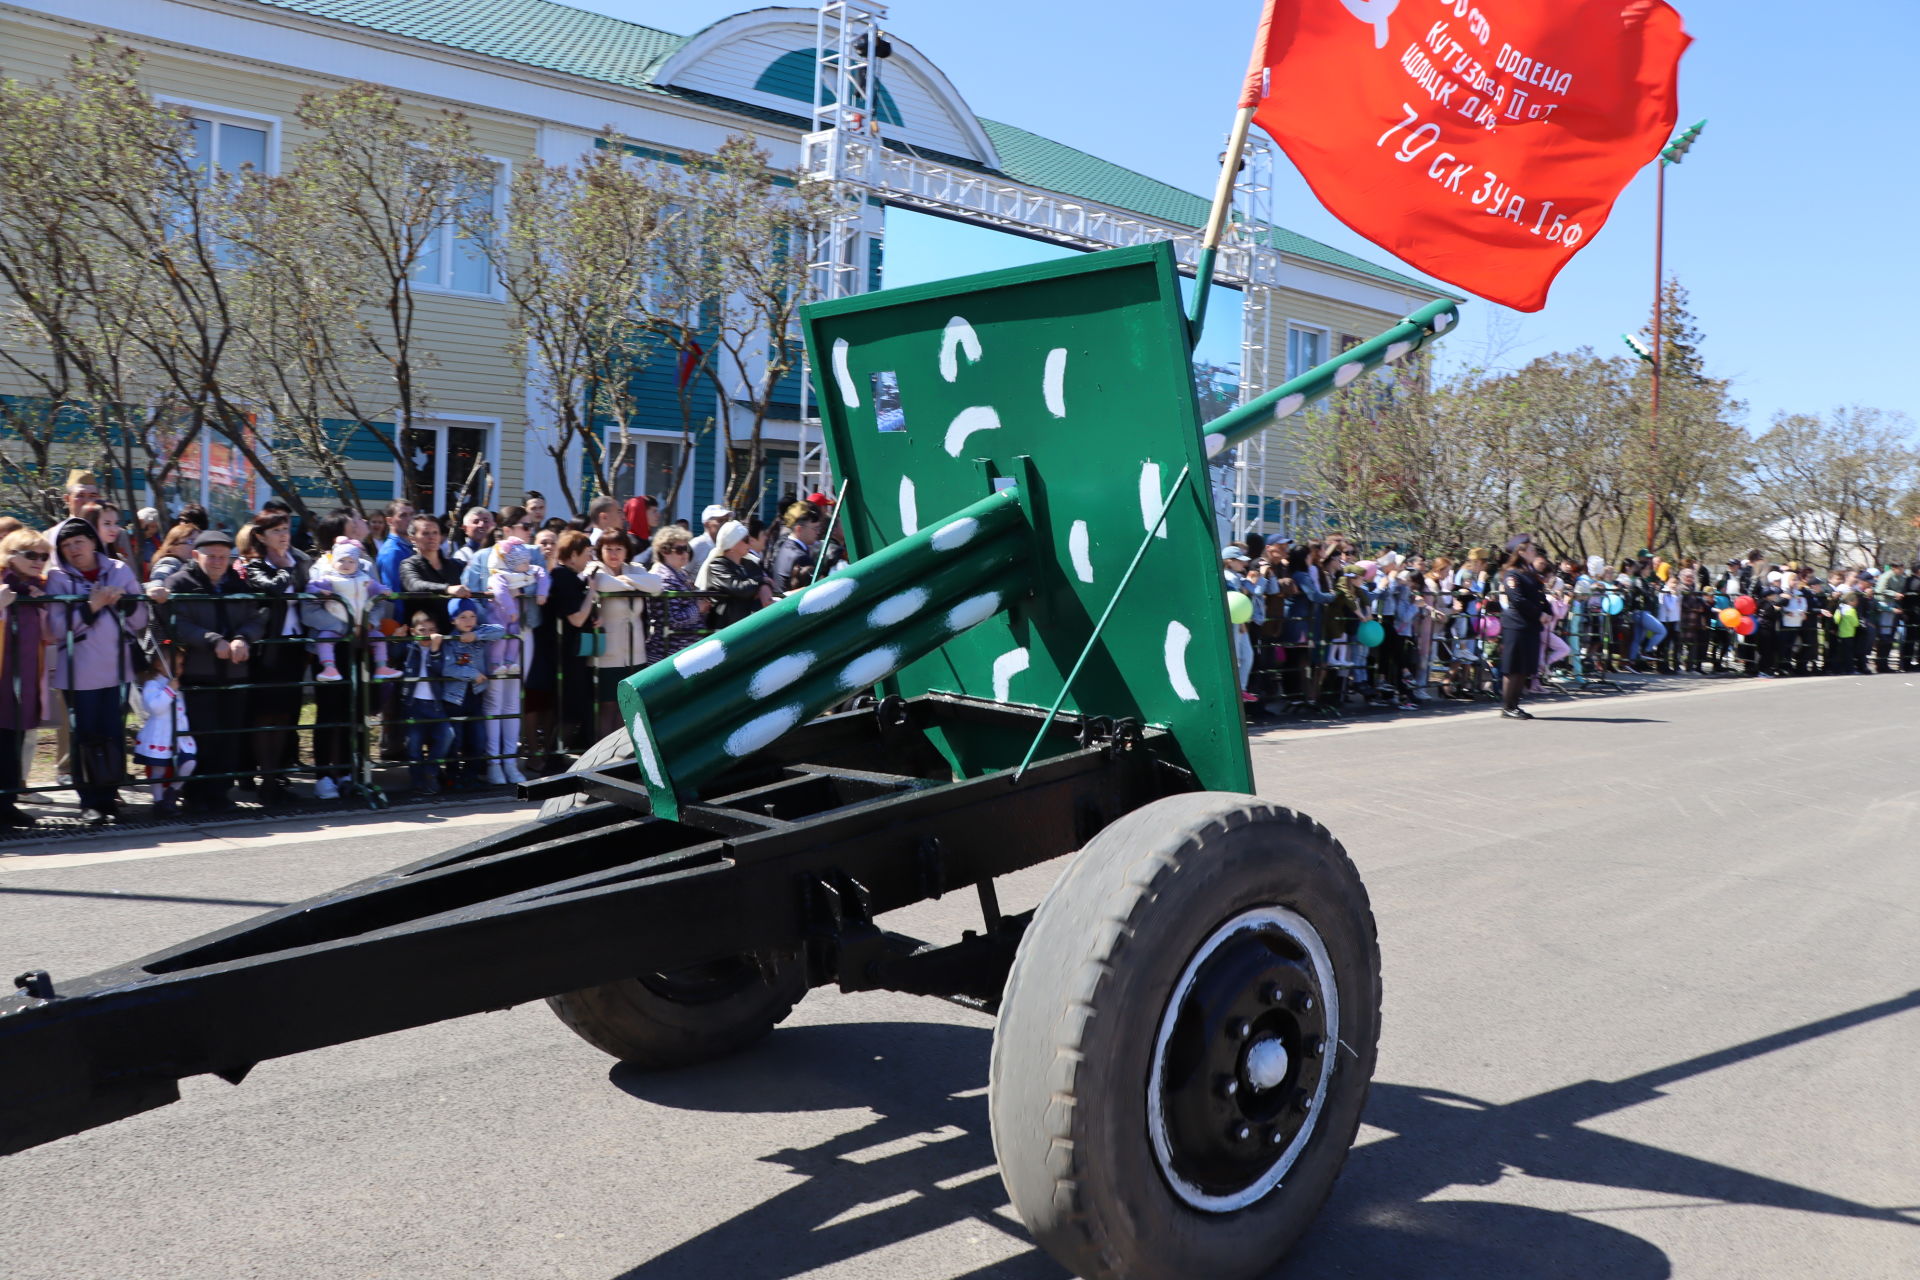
[1240,691,1260,704]
[81,807,113,827]
[371,665,403,680]
[315,663,343,683]
[502,761,528,786]
[1500,707,1535,720]
[54,773,72,788]
[312,776,340,801]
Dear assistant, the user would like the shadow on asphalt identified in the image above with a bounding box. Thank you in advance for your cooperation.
[600,991,1920,1279]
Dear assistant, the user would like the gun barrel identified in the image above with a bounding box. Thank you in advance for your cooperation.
[1202,298,1459,456]
[619,487,1031,819]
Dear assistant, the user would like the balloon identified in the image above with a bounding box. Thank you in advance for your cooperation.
[1481,616,1502,638]
[1355,619,1385,648]
[1226,592,1254,625]
[1735,616,1756,636]
[1719,606,1743,628]
[1734,595,1757,616]
[1601,593,1625,616]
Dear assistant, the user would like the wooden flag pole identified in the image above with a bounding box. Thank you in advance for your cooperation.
[1188,1,1275,340]
[1188,104,1256,340]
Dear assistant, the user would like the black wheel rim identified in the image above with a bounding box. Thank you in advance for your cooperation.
[1148,907,1338,1212]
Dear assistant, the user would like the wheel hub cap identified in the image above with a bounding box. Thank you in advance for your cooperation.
[1147,906,1339,1213]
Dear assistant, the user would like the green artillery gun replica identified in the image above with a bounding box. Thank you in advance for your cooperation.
[0,242,1456,1279]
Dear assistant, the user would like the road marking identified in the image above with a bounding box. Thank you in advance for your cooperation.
[0,804,540,873]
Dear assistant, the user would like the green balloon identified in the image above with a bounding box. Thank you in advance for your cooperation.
[1355,619,1385,648]
[1227,592,1254,625]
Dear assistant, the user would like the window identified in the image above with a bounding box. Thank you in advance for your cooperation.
[400,419,493,515]
[183,115,268,177]
[147,410,266,530]
[413,163,503,296]
[613,438,683,507]
[1286,325,1327,380]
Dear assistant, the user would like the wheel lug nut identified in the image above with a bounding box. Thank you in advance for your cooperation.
[1229,1124,1251,1143]
[1225,1017,1248,1040]
[1304,1035,1324,1058]
[1295,992,1315,1013]
[1268,1128,1285,1146]
[1261,981,1282,1004]
[1216,1075,1239,1098]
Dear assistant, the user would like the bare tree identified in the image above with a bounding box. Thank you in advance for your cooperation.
[676,135,833,511]
[288,84,492,504]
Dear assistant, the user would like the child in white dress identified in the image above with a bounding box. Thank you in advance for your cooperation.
[132,646,197,815]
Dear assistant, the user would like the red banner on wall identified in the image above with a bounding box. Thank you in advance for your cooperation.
[1244,0,1691,312]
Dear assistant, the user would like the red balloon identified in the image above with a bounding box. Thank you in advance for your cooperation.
[1734,595,1757,615]
[1735,616,1756,636]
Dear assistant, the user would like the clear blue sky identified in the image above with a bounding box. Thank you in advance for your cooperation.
[589,0,1916,431]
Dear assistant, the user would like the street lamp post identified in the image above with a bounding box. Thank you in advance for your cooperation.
[1640,119,1706,554]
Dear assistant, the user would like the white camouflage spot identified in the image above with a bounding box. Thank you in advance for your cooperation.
[1204,433,1226,459]
[749,651,815,699]
[991,648,1030,703]
[944,405,1001,457]
[831,337,859,407]
[1069,520,1095,583]
[898,475,919,535]
[945,592,1001,631]
[726,705,802,758]
[797,575,857,615]
[673,637,725,678]
[1273,393,1306,419]
[1383,340,1415,364]
[1043,347,1068,417]
[1164,621,1200,701]
[939,316,982,382]
[930,517,978,551]
[630,715,666,787]
[1333,360,1365,387]
[1138,462,1169,540]
[839,647,900,689]
[868,587,929,628]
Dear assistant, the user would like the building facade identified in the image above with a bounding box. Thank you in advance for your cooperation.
[1,0,1452,526]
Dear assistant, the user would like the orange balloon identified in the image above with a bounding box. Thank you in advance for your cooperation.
[1718,606,1742,628]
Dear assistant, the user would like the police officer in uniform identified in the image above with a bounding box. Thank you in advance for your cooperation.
[1497,535,1547,720]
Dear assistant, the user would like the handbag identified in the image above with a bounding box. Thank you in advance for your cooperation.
[575,629,606,659]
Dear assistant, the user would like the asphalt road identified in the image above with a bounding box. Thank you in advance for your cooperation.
[1,674,1916,1279]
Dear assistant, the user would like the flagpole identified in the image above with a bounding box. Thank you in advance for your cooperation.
[1188,104,1255,340]
[1188,0,1276,341]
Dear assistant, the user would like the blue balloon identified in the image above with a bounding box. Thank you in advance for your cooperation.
[1601,593,1625,616]
[1355,618,1385,648]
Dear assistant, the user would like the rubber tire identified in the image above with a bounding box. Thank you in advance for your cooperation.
[541,729,808,1069]
[537,727,633,822]
[989,792,1381,1280]
[546,956,808,1070]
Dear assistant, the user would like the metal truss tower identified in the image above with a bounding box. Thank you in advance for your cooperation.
[1231,135,1281,538]
[794,0,888,497]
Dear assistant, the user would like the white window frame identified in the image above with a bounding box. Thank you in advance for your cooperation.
[155,96,280,175]
[611,429,693,524]
[411,155,511,301]
[394,414,501,514]
[1284,322,1332,381]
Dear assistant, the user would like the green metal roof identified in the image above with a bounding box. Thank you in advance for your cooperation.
[241,0,1452,298]
[248,0,686,89]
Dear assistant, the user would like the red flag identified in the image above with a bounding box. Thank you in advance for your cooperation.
[1245,0,1690,312]
[675,338,704,389]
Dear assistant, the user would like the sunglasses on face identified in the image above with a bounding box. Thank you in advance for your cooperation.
[661,546,692,556]
[13,551,49,562]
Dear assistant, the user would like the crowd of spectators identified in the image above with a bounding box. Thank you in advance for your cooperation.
[1222,531,1920,720]
[0,468,848,828]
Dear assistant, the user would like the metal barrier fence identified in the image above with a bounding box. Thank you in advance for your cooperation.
[0,583,727,817]
[1242,585,1912,717]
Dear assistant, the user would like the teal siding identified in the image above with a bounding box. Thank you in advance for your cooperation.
[693,428,715,507]
[754,50,903,126]
[867,235,884,292]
